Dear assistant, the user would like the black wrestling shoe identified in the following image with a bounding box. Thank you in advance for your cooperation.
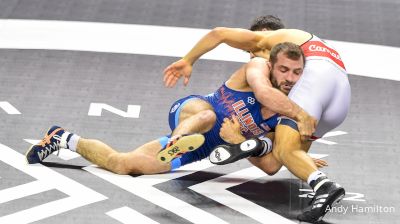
[209,137,267,165]
[298,177,346,223]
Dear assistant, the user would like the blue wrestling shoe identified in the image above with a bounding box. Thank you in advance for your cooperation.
[25,126,65,164]
[157,134,205,163]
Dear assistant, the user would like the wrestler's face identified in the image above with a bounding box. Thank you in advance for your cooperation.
[269,52,304,95]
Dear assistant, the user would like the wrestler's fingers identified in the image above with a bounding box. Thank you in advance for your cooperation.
[222,118,231,125]
[163,68,173,82]
[231,115,238,122]
[317,159,328,166]
[164,63,177,75]
[313,158,328,168]
[166,75,177,88]
[231,115,240,126]
[172,71,180,79]
[163,64,173,75]
[300,131,311,142]
[317,162,326,168]
[183,77,190,86]
[171,76,179,87]
[164,75,173,87]
[163,73,173,84]
[164,68,177,82]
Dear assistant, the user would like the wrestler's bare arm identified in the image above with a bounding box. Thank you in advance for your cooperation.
[183,28,308,65]
[163,28,299,87]
[183,27,265,65]
[245,57,311,126]
[164,27,266,87]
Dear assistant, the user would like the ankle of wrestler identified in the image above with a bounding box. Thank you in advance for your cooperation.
[307,170,329,192]
[60,131,80,152]
[256,136,272,156]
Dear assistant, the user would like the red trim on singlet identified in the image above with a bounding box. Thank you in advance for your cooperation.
[310,135,320,141]
[301,39,346,70]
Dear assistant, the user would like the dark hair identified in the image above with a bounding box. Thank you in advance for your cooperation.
[270,42,305,66]
[250,15,285,31]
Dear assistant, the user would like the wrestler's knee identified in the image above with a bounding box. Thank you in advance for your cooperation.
[263,165,280,176]
[249,156,282,176]
[198,109,216,127]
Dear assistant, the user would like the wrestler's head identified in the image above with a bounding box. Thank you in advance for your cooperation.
[248,15,284,58]
[249,15,284,31]
[268,42,305,95]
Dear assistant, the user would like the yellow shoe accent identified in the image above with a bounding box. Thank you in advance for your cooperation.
[157,134,205,163]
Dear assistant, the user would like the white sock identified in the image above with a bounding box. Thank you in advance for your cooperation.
[60,132,80,152]
[307,170,326,185]
[257,136,272,156]
[68,134,80,152]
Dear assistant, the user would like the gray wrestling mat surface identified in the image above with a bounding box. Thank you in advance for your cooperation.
[0,0,399,223]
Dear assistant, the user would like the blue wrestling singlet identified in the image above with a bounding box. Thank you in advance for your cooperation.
[168,83,279,167]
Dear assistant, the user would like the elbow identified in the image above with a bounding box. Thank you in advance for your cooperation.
[210,27,228,42]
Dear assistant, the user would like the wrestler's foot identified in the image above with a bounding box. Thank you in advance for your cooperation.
[157,134,205,163]
[297,177,345,223]
[209,137,268,165]
[25,126,65,164]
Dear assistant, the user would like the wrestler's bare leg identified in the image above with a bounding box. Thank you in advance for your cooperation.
[271,124,314,180]
[76,99,216,175]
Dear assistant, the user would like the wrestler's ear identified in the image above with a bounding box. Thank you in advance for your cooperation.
[267,61,272,69]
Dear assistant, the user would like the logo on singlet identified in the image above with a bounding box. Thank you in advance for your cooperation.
[170,103,180,113]
[232,100,264,136]
[260,123,271,132]
[308,44,342,61]
[247,97,255,105]
[302,40,346,70]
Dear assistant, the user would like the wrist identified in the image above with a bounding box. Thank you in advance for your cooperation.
[232,135,246,144]
[294,107,307,122]
[182,56,195,66]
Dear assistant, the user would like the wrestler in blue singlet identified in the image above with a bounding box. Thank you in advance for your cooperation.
[168,83,279,167]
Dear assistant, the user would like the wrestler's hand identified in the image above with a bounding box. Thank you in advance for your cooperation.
[219,115,246,144]
[163,58,192,87]
[312,158,328,168]
[296,110,317,142]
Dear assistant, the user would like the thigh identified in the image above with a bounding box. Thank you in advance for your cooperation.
[168,95,213,130]
[289,60,347,137]
[288,60,326,121]
[316,75,351,137]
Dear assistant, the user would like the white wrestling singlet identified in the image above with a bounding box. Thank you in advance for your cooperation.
[288,35,351,138]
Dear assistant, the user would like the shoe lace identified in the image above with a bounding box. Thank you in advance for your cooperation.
[38,128,62,157]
